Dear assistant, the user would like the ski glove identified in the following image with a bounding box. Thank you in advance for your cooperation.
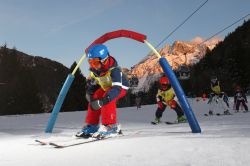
[90,96,110,110]
[168,100,177,109]
[158,101,164,110]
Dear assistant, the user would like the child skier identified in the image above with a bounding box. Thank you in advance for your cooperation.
[76,44,129,138]
[151,76,186,124]
[207,76,231,115]
[234,86,248,112]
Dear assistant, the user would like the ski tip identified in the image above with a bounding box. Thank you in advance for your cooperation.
[49,142,64,148]
[35,139,47,145]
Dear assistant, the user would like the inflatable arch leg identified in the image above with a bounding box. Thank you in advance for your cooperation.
[144,40,201,133]
[45,54,86,133]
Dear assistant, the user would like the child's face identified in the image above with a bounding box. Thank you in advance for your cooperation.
[161,83,170,90]
[88,58,102,70]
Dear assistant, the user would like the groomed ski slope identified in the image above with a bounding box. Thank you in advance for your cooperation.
[0,98,250,166]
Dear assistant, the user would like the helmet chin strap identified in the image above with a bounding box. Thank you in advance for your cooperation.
[100,55,110,69]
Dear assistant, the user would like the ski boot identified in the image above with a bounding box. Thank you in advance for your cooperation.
[223,110,231,115]
[208,110,213,115]
[92,124,122,139]
[151,117,161,125]
[243,110,249,113]
[75,124,99,138]
[177,115,187,123]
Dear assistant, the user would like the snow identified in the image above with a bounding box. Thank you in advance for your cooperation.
[1,98,250,166]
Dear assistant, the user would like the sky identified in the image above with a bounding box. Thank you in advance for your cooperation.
[0,0,249,76]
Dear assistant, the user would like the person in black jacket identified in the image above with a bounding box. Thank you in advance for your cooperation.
[234,86,248,112]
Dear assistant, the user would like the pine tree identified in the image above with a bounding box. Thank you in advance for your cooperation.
[0,47,43,115]
[188,19,250,95]
[62,62,88,112]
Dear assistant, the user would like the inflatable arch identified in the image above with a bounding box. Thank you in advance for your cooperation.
[45,30,201,133]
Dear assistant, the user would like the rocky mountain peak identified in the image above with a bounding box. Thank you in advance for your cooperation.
[126,37,222,92]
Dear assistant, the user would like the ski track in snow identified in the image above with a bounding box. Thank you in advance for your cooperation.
[0,98,250,166]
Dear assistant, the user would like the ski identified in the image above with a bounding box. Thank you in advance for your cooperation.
[35,139,48,145]
[49,138,102,148]
[234,111,249,114]
[48,134,123,148]
[204,113,233,116]
[35,137,81,146]
[151,121,159,125]
[165,121,178,125]
[204,113,220,116]
[216,113,233,116]
[151,121,182,125]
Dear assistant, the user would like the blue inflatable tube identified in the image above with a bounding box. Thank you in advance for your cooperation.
[45,74,75,133]
[159,57,201,133]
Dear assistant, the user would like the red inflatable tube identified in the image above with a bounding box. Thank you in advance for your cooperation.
[85,29,147,53]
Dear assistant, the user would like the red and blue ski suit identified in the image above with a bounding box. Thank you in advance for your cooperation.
[85,56,129,125]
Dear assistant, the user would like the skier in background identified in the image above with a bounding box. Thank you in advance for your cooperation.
[76,44,129,138]
[234,85,248,113]
[151,76,186,124]
[135,94,142,110]
[202,93,207,102]
[207,76,231,115]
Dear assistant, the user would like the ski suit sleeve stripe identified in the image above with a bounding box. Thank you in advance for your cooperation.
[106,67,128,101]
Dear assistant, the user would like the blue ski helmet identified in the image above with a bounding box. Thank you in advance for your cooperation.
[87,44,109,61]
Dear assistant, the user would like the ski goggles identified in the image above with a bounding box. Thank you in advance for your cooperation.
[88,58,102,69]
[161,83,170,90]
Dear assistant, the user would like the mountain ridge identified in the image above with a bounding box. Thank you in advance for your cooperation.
[125,38,221,92]
[0,46,87,115]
